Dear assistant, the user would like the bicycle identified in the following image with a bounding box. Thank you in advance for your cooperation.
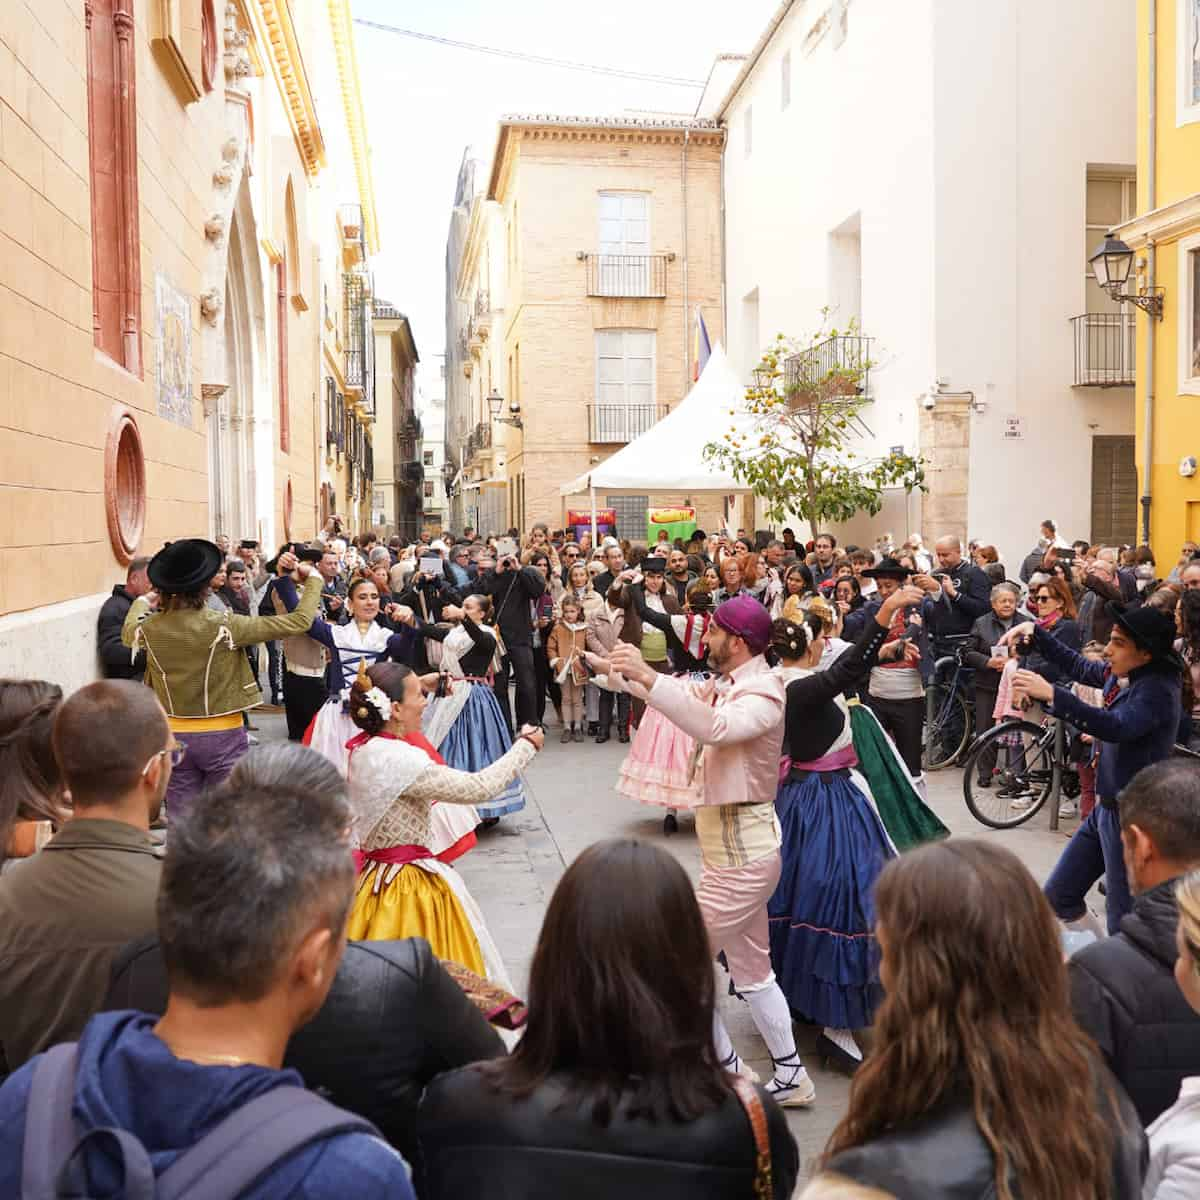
[961,715,1077,828]
[922,635,975,771]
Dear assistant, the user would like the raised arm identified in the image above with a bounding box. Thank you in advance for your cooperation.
[410,738,537,805]
[786,617,891,708]
[1047,674,1171,743]
[227,573,324,645]
[1031,624,1107,688]
[648,676,782,747]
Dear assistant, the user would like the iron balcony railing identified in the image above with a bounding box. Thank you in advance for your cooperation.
[784,334,872,398]
[343,271,374,415]
[1071,313,1135,387]
[583,253,669,299]
[588,404,668,444]
[473,290,491,318]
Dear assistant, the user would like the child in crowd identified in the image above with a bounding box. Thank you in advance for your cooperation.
[547,597,590,744]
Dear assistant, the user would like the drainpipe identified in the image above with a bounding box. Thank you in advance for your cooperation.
[1141,0,1157,546]
[681,127,691,377]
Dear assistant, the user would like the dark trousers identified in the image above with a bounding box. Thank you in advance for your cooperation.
[1044,802,1132,934]
[266,641,283,703]
[493,643,539,733]
[598,687,631,735]
[493,656,513,735]
[533,641,561,725]
[973,686,999,782]
[283,672,328,742]
[865,693,924,776]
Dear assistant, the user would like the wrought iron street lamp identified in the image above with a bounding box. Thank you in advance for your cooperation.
[487,388,523,429]
[752,365,774,392]
[1089,232,1164,318]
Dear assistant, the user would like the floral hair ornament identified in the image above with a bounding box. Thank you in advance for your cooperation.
[353,658,394,725]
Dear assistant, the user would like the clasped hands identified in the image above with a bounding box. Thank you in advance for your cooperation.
[997,622,1055,704]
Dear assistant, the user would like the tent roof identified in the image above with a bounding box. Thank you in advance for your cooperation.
[559,345,756,496]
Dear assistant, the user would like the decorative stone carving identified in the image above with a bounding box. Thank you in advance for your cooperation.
[213,162,234,189]
[223,3,251,86]
[200,288,223,325]
[221,137,240,163]
[204,214,226,242]
[201,383,229,418]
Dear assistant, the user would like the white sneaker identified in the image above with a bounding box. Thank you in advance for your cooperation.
[766,1061,816,1108]
[1058,800,1078,819]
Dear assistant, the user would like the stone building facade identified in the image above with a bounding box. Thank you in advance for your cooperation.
[371,303,422,539]
[0,0,380,690]
[446,115,726,539]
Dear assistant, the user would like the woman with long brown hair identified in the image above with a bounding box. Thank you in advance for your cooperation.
[0,680,66,864]
[418,837,799,1198]
[822,839,1144,1199]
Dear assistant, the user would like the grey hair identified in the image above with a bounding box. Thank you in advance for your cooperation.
[158,744,355,1004]
[368,546,392,565]
[990,583,1021,601]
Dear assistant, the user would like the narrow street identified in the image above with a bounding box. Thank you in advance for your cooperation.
[257,705,1079,1183]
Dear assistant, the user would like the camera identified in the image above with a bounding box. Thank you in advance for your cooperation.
[930,570,949,581]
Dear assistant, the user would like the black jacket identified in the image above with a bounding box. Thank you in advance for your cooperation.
[963,610,1019,693]
[922,560,992,640]
[1070,878,1200,1125]
[1021,616,1082,685]
[102,935,504,1168]
[417,1065,799,1200]
[416,616,497,678]
[96,586,146,680]
[827,1074,1145,1200]
[481,566,546,648]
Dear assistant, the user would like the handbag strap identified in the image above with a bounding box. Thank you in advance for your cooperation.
[729,1075,773,1200]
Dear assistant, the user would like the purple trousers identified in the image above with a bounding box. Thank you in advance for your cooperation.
[166,727,249,817]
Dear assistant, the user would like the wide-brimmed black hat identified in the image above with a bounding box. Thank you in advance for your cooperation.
[861,556,914,579]
[642,557,667,574]
[1108,603,1180,663]
[148,538,223,593]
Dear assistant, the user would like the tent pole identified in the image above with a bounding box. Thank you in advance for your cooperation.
[590,483,597,547]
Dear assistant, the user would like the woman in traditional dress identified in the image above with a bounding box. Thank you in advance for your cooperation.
[766,584,925,1073]
[345,661,543,987]
[402,594,529,824]
[616,579,714,834]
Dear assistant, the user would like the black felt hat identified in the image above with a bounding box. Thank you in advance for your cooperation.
[1109,604,1180,663]
[148,539,223,593]
[642,557,668,573]
[861,556,914,579]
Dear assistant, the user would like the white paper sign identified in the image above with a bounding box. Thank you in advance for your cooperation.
[1003,414,1024,441]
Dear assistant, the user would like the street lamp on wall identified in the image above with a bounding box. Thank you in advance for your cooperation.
[488,387,523,429]
[1089,232,1164,318]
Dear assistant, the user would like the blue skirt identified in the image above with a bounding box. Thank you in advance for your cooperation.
[436,684,528,820]
[768,770,894,1029]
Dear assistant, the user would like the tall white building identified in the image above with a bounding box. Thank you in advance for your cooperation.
[419,386,448,535]
[718,0,1138,562]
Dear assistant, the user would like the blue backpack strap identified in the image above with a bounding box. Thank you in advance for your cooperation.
[55,1128,156,1199]
[156,1086,380,1200]
[21,1043,79,1200]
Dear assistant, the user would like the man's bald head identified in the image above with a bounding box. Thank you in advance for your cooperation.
[935,536,963,569]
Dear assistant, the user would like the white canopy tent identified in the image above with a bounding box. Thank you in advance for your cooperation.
[559,345,759,540]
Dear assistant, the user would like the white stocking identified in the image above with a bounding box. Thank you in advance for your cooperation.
[744,980,799,1063]
[712,1011,735,1064]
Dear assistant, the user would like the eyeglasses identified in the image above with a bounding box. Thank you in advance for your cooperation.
[1035,594,1055,604]
[564,549,579,557]
[142,740,186,777]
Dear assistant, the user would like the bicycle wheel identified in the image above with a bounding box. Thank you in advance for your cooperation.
[962,720,1054,829]
[923,683,971,771]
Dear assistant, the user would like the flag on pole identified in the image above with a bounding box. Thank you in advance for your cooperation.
[693,307,712,382]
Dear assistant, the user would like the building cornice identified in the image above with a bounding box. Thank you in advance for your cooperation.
[715,0,798,119]
[1115,192,1200,249]
[256,0,326,176]
[327,0,380,253]
[486,118,725,200]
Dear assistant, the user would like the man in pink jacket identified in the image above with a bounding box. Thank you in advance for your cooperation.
[609,597,814,1108]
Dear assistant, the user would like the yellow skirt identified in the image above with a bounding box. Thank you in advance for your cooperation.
[346,861,485,976]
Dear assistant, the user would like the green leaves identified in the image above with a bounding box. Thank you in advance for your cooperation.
[703,319,927,535]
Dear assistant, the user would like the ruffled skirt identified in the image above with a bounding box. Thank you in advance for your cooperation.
[426,683,528,820]
[768,769,895,1029]
[616,703,704,809]
[849,702,948,851]
[346,856,511,989]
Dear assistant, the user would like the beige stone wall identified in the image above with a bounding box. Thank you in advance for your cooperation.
[919,397,972,544]
[491,127,725,531]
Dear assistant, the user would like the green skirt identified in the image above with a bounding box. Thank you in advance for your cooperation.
[849,700,948,852]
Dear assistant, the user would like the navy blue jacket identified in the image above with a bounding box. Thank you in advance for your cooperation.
[1035,629,1182,801]
[0,1011,412,1199]
[921,560,992,641]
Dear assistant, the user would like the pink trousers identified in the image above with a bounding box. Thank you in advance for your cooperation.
[695,850,781,988]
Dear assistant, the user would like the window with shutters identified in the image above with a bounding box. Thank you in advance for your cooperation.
[1179,233,1200,395]
[1090,436,1137,546]
[595,192,652,296]
[86,0,142,375]
[592,330,657,442]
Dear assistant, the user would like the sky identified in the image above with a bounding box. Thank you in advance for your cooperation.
[351,0,778,402]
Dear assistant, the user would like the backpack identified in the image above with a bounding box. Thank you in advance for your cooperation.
[21,1042,382,1199]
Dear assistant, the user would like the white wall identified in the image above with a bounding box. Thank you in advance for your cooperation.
[932,0,1135,563]
[722,0,1136,566]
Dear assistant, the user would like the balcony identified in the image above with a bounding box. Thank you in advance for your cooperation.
[588,404,668,444]
[473,290,493,337]
[343,271,374,415]
[783,334,872,401]
[473,420,491,452]
[1071,313,1135,387]
[338,203,365,266]
[582,253,670,299]
[400,460,424,486]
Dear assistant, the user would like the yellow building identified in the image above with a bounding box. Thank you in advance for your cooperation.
[448,115,727,538]
[0,0,380,689]
[1117,0,1200,552]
